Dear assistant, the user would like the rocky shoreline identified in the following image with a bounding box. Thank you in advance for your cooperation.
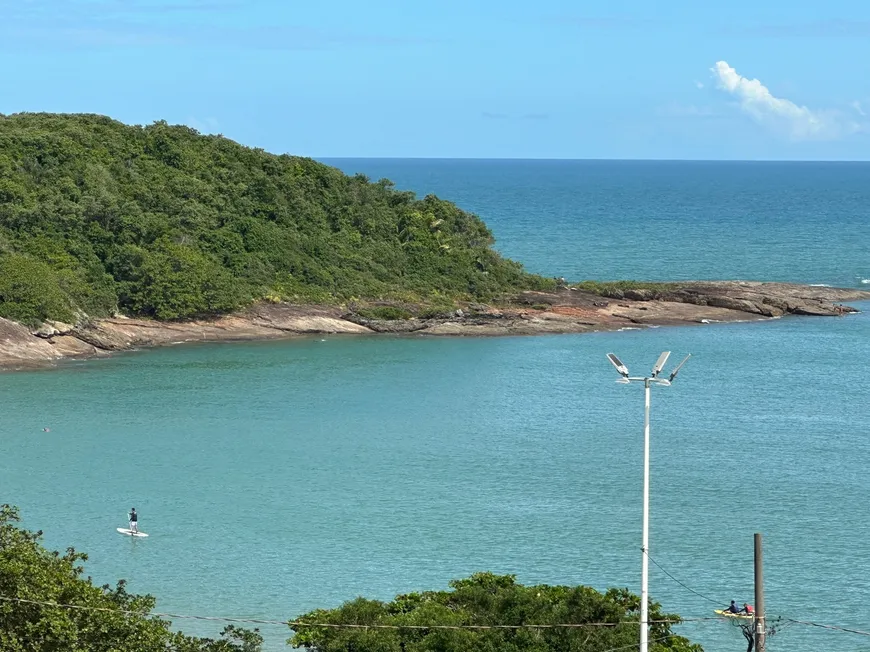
[1,281,868,371]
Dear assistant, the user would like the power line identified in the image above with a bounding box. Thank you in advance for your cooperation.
[0,595,719,630]
[642,553,870,643]
[600,634,680,652]
[23,595,870,651]
[644,551,724,606]
[784,617,870,638]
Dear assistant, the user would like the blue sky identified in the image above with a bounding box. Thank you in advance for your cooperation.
[2,0,869,159]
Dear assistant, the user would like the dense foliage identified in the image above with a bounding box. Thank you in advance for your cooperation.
[0,505,262,651]
[289,572,703,652]
[0,113,551,325]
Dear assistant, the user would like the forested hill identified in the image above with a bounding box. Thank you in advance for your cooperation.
[0,113,550,325]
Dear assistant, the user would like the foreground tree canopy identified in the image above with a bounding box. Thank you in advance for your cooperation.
[290,572,704,652]
[0,506,702,651]
[0,505,262,651]
[0,113,551,325]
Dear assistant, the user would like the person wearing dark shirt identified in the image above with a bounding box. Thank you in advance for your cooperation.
[129,508,138,533]
[725,600,740,614]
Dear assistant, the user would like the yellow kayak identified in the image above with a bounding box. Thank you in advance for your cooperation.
[714,609,753,620]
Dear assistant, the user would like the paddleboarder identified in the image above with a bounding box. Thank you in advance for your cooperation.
[129,507,138,534]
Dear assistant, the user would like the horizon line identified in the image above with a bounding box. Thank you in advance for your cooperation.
[315,156,870,163]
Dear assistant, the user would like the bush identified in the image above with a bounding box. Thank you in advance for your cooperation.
[355,305,413,321]
[289,572,703,652]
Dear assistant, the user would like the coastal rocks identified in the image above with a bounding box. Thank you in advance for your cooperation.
[249,303,370,334]
[346,317,428,333]
[419,314,596,337]
[704,296,766,315]
[73,321,149,351]
[32,320,75,339]
[623,289,657,301]
[2,281,869,371]
[0,317,66,366]
[681,282,858,318]
[33,323,58,338]
[50,335,104,358]
[791,303,847,317]
[276,316,372,333]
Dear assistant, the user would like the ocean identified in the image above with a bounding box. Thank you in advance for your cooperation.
[326,159,870,289]
[2,160,869,651]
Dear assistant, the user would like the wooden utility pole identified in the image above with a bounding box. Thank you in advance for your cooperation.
[754,533,766,652]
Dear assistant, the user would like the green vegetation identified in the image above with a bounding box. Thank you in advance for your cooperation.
[416,303,459,319]
[289,572,703,652]
[0,504,262,651]
[0,113,553,326]
[354,305,414,321]
[573,281,677,298]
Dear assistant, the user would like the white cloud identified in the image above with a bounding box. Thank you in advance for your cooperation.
[710,60,864,140]
[695,80,704,89]
[851,100,865,116]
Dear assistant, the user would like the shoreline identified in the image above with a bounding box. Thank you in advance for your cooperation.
[2,280,868,372]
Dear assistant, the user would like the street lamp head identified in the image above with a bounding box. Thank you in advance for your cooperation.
[668,354,691,382]
[651,351,670,378]
[606,353,630,378]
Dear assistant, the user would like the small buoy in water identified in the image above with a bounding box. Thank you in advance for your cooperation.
[42,428,50,432]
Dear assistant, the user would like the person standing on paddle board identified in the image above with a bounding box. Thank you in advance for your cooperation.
[129,508,138,533]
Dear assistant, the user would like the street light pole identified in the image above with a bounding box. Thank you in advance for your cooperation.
[606,352,691,652]
[641,378,651,652]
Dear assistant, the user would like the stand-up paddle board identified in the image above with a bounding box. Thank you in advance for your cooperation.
[116,528,149,538]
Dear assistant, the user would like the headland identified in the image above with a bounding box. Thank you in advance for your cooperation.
[2,281,867,371]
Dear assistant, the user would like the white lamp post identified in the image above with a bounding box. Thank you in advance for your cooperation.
[606,351,690,652]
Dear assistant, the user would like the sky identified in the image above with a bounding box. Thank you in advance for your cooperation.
[2,0,870,159]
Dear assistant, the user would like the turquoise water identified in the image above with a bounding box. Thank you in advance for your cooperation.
[326,159,870,289]
[3,161,870,651]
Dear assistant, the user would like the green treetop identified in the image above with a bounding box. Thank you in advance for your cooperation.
[0,113,552,325]
[289,572,704,652]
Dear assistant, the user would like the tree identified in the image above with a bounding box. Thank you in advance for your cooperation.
[116,240,243,320]
[288,572,703,652]
[0,255,77,326]
[0,505,262,652]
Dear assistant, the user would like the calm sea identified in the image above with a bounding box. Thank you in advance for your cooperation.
[2,161,869,652]
[326,159,870,289]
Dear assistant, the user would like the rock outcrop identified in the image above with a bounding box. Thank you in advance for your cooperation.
[2,281,868,370]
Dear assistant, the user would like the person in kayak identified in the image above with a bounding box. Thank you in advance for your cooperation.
[129,508,138,533]
[741,603,754,614]
[725,600,741,614]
